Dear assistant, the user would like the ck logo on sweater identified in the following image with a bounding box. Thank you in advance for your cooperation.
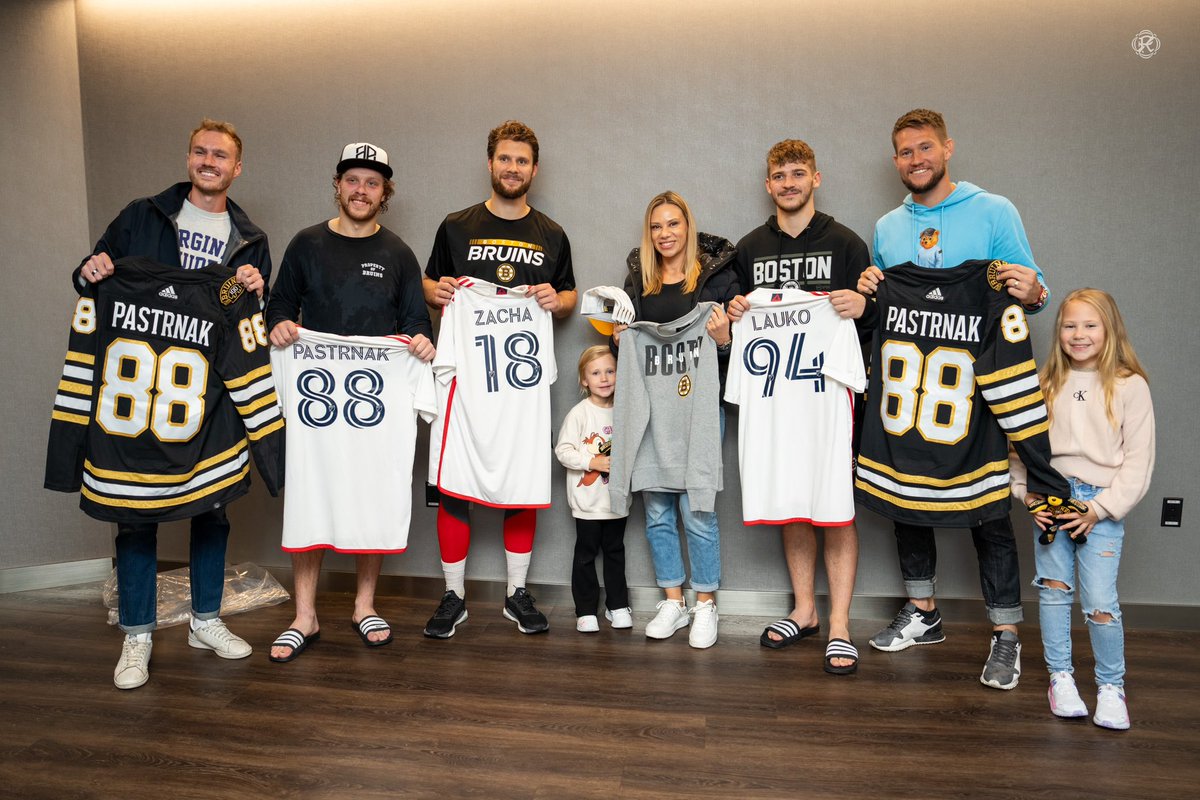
[1074,390,1087,401]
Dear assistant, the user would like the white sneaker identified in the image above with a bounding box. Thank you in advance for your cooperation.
[605,607,633,629]
[688,599,719,649]
[576,615,599,632]
[1047,671,1088,718]
[1094,684,1131,730]
[114,636,152,690]
[645,599,689,639]
[188,619,252,659]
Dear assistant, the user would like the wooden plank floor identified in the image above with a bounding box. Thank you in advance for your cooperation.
[1,584,1197,800]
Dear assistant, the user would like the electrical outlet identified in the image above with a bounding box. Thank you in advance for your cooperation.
[1161,497,1183,527]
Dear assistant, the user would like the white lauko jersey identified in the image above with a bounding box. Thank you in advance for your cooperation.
[272,328,436,552]
[725,289,866,526]
[430,278,556,507]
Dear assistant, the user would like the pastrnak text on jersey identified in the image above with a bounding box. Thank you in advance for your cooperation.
[291,343,392,361]
[884,306,982,343]
[644,336,704,377]
[474,307,533,326]
[111,300,213,347]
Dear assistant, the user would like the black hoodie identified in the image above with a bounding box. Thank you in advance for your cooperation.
[734,211,874,339]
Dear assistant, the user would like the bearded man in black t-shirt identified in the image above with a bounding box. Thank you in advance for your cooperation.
[421,120,577,639]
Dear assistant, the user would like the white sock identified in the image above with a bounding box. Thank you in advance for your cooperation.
[505,550,531,596]
[442,559,466,598]
[190,615,219,631]
[127,632,152,643]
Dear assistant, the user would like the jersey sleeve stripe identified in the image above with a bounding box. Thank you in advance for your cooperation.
[976,358,1038,385]
[82,466,249,509]
[57,379,93,396]
[979,373,1040,401]
[63,364,93,381]
[1006,420,1051,441]
[51,410,90,426]
[65,351,95,366]
[987,392,1044,415]
[995,406,1049,431]
[224,363,273,389]
[242,405,283,432]
[53,395,91,412]
[228,374,276,403]
[246,417,284,441]
[235,392,280,415]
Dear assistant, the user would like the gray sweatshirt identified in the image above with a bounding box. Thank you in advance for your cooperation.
[609,302,723,515]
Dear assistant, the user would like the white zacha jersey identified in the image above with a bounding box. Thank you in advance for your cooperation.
[44,257,284,522]
[430,277,556,507]
[272,329,436,553]
[855,261,1069,526]
[725,289,866,526]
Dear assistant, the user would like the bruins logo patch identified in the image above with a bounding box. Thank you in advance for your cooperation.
[219,276,245,306]
[677,374,692,397]
[496,264,516,283]
[986,260,1007,292]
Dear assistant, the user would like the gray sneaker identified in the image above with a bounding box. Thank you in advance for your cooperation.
[869,602,945,652]
[980,630,1022,690]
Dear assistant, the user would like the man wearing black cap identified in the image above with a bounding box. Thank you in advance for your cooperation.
[266,142,434,662]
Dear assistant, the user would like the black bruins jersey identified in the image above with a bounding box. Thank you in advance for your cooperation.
[45,257,284,522]
[854,260,1068,526]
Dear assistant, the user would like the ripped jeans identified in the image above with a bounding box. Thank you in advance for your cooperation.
[1034,478,1126,687]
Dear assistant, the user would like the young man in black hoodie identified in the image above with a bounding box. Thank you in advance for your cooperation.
[728,139,870,674]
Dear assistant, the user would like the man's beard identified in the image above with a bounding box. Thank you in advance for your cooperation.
[491,173,531,200]
[901,163,946,195]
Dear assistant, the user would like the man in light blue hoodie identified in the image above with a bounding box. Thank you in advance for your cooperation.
[858,108,1051,693]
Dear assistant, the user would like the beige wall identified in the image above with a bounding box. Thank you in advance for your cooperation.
[5,1,1197,605]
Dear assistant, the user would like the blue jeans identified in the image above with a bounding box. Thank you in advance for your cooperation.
[115,509,230,633]
[893,515,1024,626]
[641,406,723,594]
[1034,478,1125,687]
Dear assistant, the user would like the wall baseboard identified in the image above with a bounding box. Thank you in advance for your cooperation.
[6,560,1196,631]
[0,558,112,594]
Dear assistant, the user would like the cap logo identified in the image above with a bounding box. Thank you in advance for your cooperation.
[356,144,378,160]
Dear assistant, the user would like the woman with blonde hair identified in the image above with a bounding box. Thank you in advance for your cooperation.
[611,191,738,648]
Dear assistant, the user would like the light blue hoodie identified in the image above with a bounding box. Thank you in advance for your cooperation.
[872,181,1046,293]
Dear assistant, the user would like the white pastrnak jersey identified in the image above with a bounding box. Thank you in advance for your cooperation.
[430,277,556,507]
[725,289,866,526]
[271,329,436,552]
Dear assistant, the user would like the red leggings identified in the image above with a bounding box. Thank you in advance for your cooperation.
[437,496,536,562]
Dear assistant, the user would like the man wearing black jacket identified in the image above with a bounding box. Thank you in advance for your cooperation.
[76,118,271,689]
[728,139,870,674]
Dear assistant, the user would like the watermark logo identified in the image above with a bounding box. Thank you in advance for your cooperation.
[1132,30,1161,59]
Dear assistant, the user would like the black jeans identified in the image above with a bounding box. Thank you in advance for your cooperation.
[893,515,1023,625]
[571,518,629,617]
